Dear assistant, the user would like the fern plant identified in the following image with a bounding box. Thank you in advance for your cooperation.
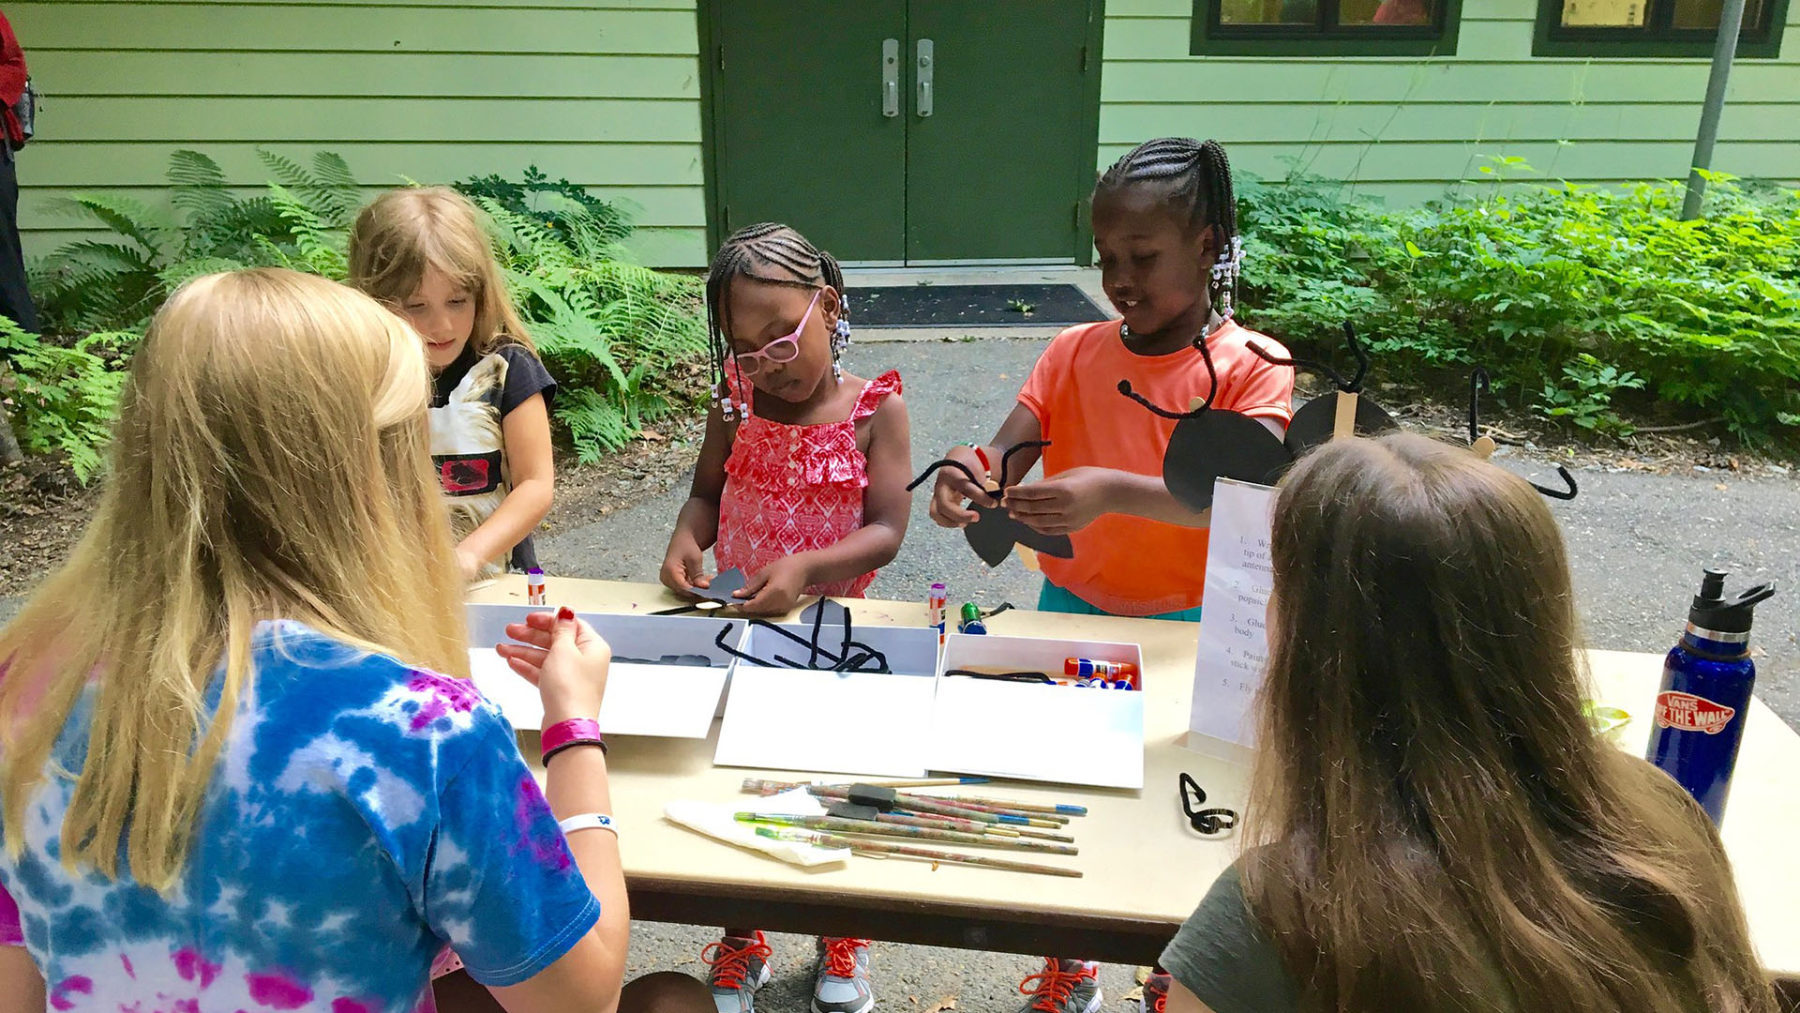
[0,318,128,482]
[476,197,707,460]
[16,151,707,472]
[29,149,355,336]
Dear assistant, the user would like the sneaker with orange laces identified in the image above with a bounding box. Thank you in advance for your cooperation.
[703,932,774,1013]
[812,936,874,1013]
[1015,958,1103,1013]
[1140,970,1171,1013]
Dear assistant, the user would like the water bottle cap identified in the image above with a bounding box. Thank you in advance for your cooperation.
[1687,569,1776,634]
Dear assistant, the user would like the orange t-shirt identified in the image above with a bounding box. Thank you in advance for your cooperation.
[1016,319,1294,616]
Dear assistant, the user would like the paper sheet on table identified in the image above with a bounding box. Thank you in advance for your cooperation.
[930,678,1145,788]
[662,789,848,868]
[1189,478,1277,751]
[715,667,936,777]
[468,648,729,738]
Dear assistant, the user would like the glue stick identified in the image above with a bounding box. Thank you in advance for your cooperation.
[527,567,547,606]
[957,602,988,636]
[1064,658,1137,682]
[928,582,948,645]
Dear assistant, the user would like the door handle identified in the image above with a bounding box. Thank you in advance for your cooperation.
[916,38,933,118]
[882,38,899,117]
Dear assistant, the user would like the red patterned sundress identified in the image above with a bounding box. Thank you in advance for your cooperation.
[715,368,903,598]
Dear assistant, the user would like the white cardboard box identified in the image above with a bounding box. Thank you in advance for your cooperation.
[930,633,1145,789]
[714,621,941,777]
[465,604,745,738]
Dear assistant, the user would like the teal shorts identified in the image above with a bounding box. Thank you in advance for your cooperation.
[1036,581,1204,623]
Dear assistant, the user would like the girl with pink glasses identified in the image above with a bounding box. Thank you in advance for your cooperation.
[659,221,913,619]
[657,222,912,1013]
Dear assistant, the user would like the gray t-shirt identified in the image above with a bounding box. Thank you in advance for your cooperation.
[1159,863,1299,1013]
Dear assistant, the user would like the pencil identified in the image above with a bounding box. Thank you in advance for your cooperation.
[831,807,1024,839]
[735,814,1078,856]
[920,797,1070,827]
[756,827,1082,879]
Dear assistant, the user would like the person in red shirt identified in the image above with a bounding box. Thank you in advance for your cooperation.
[0,11,37,333]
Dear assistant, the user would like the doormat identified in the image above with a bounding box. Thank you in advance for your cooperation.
[851,284,1111,328]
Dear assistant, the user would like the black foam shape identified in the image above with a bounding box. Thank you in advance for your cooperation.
[1161,411,1291,512]
[906,444,1076,568]
[1282,393,1400,457]
[799,598,850,628]
[691,567,749,605]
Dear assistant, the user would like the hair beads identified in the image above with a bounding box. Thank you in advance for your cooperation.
[704,223,848,420]
[1094,137,1242,330]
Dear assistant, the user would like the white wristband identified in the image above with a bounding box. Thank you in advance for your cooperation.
[558,813,618,837]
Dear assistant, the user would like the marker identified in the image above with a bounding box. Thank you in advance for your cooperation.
[928,583,948,645]
[527,567,547,606]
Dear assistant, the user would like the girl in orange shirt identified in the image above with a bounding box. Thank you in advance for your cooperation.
[929,134,1295,1013]
[931,137,1294,622]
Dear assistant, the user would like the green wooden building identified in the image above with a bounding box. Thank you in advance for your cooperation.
[15,0,1796,268]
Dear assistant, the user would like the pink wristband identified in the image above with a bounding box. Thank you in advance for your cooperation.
[541,717,605,763]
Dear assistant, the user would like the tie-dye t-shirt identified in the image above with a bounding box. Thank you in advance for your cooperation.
[0,620,599,1011]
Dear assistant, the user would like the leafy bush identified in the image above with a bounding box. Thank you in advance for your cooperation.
[0,318,129,482]
[1236,162,1800,444]
[456,165,633,254]
[15,151,706,475]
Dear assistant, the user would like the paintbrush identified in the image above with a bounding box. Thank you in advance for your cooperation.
[755,826,1081,879]
[801,785,1060,828]
[920,793,1088,817]
[735,813,1078,855]
[741,776,989,796]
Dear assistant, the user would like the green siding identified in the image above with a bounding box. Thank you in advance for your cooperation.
[16,0,1798,270]
[12,0,709,267]
[1102,0,1800,197]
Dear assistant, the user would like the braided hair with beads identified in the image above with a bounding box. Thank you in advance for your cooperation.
[1093,137,1242,328]
[704,222,851,421]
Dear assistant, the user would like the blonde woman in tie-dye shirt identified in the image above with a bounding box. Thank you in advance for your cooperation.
[0,270,709,1013]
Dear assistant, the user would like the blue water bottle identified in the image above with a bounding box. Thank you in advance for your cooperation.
[1646,569,1775,825]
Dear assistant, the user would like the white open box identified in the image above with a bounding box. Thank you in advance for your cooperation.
[465,604,747,738]
[715,621,941,778]
[930,633,1145,789]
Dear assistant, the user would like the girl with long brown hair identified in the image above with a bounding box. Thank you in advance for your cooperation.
[1162,432,1775,1013]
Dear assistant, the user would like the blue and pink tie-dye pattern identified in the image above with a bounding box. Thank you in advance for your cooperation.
[0,621,598,1011]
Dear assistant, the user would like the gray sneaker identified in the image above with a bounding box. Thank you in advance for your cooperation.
[1015,958,1102,1013]
[812,936,875,1013]
[704,932,774,1013]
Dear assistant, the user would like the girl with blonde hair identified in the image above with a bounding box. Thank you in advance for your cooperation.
[1161,433,1776,1013]
[0,269,703,1013]
[350,186,556,582]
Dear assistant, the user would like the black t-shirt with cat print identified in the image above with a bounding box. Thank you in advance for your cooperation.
[430,341,557,576]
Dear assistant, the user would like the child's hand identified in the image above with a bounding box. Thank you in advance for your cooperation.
[659,541,712,598]
[1003,467,1114,536]
[736,557,809,616]
[455,547,485,583]
[928,445,996,528]
[497,607,613,728]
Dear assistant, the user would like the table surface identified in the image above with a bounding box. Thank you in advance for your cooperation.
[470,575,1800,975]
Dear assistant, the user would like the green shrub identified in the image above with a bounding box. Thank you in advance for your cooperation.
[1236,162,1800,444]
[15,151,707,475]
[0,318,128,482]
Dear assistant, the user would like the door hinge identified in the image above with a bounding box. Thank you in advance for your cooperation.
[1080,45,1088,72]
[722,204,731,231]
[1072,202,1081,228]
[718,45,725,71]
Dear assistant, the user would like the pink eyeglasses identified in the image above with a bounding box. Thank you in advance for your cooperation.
[733,290,820,376]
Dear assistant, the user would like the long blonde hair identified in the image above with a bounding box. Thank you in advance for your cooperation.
[347,186,535,357]
[0,269,469,891]
[1243,432,1774,1012]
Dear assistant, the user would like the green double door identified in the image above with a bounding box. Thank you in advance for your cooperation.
[707,1,1102,265]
